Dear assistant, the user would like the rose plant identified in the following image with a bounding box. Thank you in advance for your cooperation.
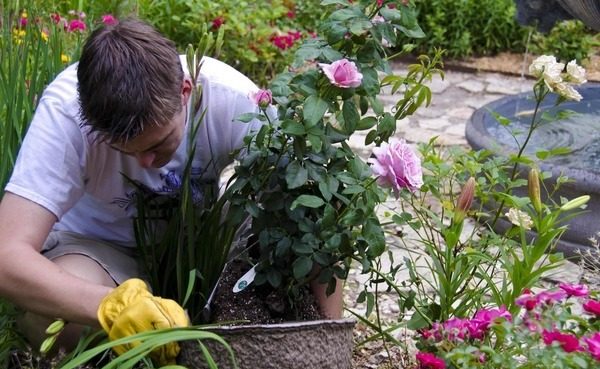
[222,0,438,309]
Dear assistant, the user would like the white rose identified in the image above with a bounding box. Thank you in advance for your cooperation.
[554,82,583,101]
[566,60,587,84]
[542,61,565,90]
[529,55,557,78]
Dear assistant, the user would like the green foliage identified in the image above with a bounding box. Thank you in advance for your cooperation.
[531,20,600,64]
[137,0,322,85]
[400,0,528,58]
[225,0,438,304]
[0,4,86,190]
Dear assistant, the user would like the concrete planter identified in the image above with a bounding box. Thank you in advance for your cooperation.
[178,318,356,369]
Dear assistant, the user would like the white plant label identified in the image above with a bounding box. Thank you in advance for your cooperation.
[233,264,257,293]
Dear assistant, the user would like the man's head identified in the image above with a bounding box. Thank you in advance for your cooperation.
[77,18,191,168]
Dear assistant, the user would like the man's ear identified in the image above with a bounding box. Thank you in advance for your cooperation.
[181,77,193,105]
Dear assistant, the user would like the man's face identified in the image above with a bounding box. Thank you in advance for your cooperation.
[110,107,187,168]
[109,77,192,169]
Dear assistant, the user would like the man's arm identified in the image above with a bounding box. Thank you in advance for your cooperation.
[0,192,112,327]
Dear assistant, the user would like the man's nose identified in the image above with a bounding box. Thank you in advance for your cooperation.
[135,152,156,168]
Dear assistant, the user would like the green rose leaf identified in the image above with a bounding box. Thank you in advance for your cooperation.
[286,161,308,189]
[293,256,313,279]
[282,120,306,135]
[342,99,360,134]
[303,95,329,128]
[291,195,325,210]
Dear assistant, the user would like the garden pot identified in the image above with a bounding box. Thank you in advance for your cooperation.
[177,318,356,369]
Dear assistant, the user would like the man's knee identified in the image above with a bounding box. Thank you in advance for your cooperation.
[53,254,116,287]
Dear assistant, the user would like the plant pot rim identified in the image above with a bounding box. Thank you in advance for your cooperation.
[205,317,356,332]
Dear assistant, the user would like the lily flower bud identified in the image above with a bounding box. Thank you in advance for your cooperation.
[560,195,590,211]
[528,168,542,214]
[453,177,476,224]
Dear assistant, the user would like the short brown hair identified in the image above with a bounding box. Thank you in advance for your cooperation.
[77,18,184,143]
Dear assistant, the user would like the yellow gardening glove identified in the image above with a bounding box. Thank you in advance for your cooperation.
[97,278,189,365]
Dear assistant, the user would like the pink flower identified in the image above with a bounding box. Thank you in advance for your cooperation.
[318,59,363,88]
[559,283,589,297]
[67,19,86,32]
[19,17,28,28]
[211,16,224,30]
[542,329,581,352]
[251,89,272,109]
[516,291,538,311]
[471,306,511,335]
[442,317,470,341]
[585,332,600,360]
[415,352,446,369]
[584,299,600,315]
[286,11,296,19]
[101,14,118,26]
[368,138,423,195]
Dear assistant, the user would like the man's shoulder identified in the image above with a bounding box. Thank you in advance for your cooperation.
[42,63,79,104]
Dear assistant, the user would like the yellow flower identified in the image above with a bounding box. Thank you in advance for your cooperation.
[12,29,26,44]
[40,30,49,42]
[21,11,27,19]
[61,54,70,63]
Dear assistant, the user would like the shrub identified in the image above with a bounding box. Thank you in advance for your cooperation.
[530,20,600,65]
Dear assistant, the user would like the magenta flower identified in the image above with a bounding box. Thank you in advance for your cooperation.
[585,332,600,360]
[584,299,600,315]
[415,352,446,369]
[542,329,581,352]
[319,59,363,88]
[516,291,538,311]
[67,19,86,32]
[471,306,511,331]
[368,138,423,196]
[250,89,272,109]
[101,14,118,26]
[559,282,589,297]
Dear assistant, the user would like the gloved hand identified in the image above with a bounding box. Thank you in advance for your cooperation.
[97,278,189,365]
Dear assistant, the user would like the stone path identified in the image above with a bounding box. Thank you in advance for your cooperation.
[343,63,584,320]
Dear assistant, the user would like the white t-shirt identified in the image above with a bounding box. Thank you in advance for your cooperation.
[6,56,264,246]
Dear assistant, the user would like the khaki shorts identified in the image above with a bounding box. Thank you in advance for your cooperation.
[41,231,141,285]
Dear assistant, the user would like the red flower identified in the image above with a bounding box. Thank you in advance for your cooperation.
[416,352,446,369]
[286,11,295,19]
[211,16,224,30]
[50,13,62,24]
[377,0,384,6]
[584,299,600,315]
[67,19,86,32]
[542,330,581,352]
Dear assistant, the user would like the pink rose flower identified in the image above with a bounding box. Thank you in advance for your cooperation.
[584,299,600,315]
[585,332,600,360]
[542,329,581,352]
[251,89,272,109]
[101,14,118,26]
[559,282,589,297]
[368,138,423,196]
[67,19,86,32]
[319,59,363,88]
[415,352,446,369]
